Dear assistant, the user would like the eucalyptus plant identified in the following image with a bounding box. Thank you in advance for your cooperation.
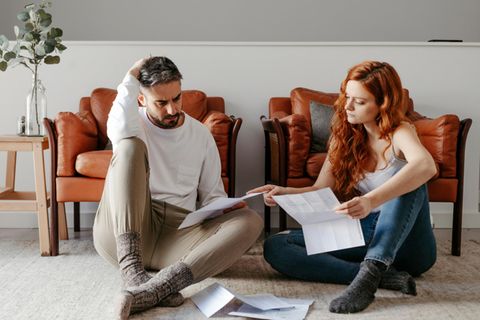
[0,1,66,135]
[0,1,66,73]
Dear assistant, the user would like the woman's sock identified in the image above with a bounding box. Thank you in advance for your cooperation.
[379,266,417,295]
[329,260,385,313]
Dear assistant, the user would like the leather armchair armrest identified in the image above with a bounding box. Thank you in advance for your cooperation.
[277,114,311,178]
[55,110,99,177]
[202,110,234,177]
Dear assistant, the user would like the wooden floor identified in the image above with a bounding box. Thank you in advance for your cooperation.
[0,228,479,242]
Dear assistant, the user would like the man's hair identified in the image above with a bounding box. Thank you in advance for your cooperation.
[138,56,183,87]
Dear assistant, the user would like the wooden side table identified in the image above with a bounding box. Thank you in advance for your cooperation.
[0,135,52,256]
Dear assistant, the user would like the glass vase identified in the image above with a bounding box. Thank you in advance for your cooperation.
[25,74,47,136]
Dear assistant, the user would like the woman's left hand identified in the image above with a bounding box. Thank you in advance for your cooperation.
[334,196,373,219]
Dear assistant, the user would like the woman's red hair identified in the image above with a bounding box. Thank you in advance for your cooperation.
[329,61,408,199]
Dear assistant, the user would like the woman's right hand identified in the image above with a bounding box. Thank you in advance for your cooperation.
[247,184,288,207]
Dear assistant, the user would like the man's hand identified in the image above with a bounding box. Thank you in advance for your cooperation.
[128,58,149,79]
[223,201,247,214]
[334,196,373,219]
[248,184,287,207]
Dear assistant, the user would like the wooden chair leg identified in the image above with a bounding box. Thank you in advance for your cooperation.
[451,201,463,256]
[279,207,287,231]
[50,199,59,256]
[264,205,271,234]
[58,202,69,240]
[74,202,80,232]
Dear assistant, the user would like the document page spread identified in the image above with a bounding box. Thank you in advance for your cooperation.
[273,188,365,255]
[179,192,263,229]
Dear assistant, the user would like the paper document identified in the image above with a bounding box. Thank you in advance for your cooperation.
[229,297,314,320]
[191,282,305,318]
[179,192,263,229]
[190,283,235,318]
[273,188,365,255]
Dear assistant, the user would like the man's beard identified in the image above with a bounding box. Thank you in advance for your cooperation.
[148,112,182,129]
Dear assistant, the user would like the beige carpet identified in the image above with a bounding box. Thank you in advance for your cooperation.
[0,237,479,320]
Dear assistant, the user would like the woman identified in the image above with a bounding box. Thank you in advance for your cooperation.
[250,61,437,313]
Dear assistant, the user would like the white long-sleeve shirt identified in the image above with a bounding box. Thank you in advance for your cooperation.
[107,74,227,211]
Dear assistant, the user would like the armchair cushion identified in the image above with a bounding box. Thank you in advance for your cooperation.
[76,150,112,179]
[414,114,460,178]
[55,111,98,177]
[290,87,338,135]
[202,110,233,177]
[309,101,334,153]
[90,88,117,148]
[306,152,328,178]
[182,90,208,121]
[279,114,311,177]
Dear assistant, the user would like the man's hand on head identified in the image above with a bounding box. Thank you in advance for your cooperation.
[128,58,149,79]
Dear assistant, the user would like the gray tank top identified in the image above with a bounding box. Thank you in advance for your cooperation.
[357,145,407,211]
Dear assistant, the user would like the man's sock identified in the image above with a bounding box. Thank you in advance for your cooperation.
[379,266,417,295]
[157,292,185,307]
[329,260,385,314]
[116,232,152,287]
[116,261,193,319]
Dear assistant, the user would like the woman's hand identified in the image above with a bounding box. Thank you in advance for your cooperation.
[334,196,373,219]
[248,184,287,207]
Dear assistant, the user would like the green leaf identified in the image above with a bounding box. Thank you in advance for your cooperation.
[14,26,20,38]
[23,32,34,41]
[40,18,52,28]
[50,28,63,38]
[45,38,56,47]
[44,44,54,54]
[44,55,60,64]
[4,51,16,61]
[56,43,67,51]
[0,61,8,71]
[35,45,46,56]
[25,22,34,32]
[25,4,35,10]
[0,35,9,49]
[0,48,2,56]
[17,11,30,22]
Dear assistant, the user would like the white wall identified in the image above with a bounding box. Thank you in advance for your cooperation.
[1,0,479,42]
[0,42,478,229]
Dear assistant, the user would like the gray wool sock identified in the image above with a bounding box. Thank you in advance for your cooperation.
[329,260,384,314]
[379,266,417,295]
[116,232,152,287]
[117,261,193,318]
[157,292,185,308]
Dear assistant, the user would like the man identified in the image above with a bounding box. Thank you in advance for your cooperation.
[92,57,263,319]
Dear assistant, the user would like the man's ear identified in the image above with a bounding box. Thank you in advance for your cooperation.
[138,94,146,107]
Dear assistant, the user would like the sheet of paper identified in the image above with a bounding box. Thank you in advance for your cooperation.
[234,293,294,311]
[229,297,315,320]
[273,188,365,255]
[190,283,235,318]
[179,192,263,229]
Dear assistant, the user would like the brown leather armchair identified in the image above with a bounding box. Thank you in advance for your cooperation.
[44,88,242,255]
[262,87,472,256]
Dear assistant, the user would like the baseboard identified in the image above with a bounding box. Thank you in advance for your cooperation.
[1,210,480,229]
[0,211,97,229]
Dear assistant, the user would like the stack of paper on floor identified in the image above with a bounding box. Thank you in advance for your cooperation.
[191,282,314,320]
[272,188,365,255]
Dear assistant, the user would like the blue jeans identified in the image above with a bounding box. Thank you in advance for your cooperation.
[263,184,437,284]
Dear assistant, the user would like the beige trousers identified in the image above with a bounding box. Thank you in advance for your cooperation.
[92,137,263,281]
